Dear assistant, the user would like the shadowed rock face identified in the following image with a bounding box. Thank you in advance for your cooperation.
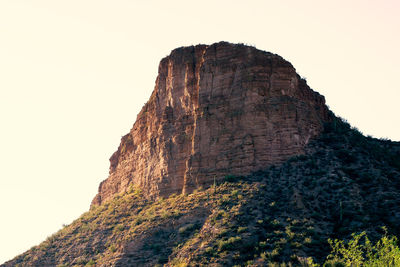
[91,42,332,206]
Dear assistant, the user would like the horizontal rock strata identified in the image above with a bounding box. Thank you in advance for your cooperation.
[91,42,331,206]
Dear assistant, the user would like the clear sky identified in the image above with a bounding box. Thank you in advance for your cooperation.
[0,0,399,263]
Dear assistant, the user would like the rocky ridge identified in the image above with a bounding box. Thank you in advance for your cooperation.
[92,42,332,206]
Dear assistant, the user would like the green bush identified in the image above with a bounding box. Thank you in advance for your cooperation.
[85,259,96,266]
[324,230,400,266]
[224,174,242,182]
[218,236,242,251]
[237,226,247,233]
[205,246,214,255]
[178,223,196,235]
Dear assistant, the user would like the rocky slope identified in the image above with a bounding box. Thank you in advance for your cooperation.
[4,117,400,266]
[92,42,332,206]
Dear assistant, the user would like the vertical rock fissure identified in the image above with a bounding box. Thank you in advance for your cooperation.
[183,46,207,194]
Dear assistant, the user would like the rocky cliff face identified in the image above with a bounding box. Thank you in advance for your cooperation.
[91,42,332,206]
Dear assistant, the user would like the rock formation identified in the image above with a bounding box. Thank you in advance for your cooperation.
[91,42,332,206]
[6,42,400,267]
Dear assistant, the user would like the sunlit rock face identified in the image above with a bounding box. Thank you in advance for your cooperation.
[91,42,332,206]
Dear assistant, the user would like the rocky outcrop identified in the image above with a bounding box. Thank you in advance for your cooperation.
[91,42,332,206]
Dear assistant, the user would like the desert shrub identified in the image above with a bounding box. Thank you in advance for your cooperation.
[237,226,248,233]
[85,259,96,266]
[178,223,196,235]
[205,246,215,255]
[324,230,400,266]
[108,244,117,253]
[113,223,124,233]
[225,174,241,182]
[218,236,242,251]
[389,153,400,170]
[335,149,357,164]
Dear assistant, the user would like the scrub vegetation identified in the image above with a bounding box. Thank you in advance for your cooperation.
[6,116,400,266]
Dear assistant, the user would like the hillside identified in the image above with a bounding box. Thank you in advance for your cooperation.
[4,117,400,266]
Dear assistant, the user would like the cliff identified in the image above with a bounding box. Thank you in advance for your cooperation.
[92,42,331,206]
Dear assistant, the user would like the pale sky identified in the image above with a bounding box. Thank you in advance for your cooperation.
[0,0,399,263]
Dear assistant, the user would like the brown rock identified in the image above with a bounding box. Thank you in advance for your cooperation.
[91,42,332,206]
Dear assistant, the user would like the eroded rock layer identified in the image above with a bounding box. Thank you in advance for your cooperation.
[91,42,332,206]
